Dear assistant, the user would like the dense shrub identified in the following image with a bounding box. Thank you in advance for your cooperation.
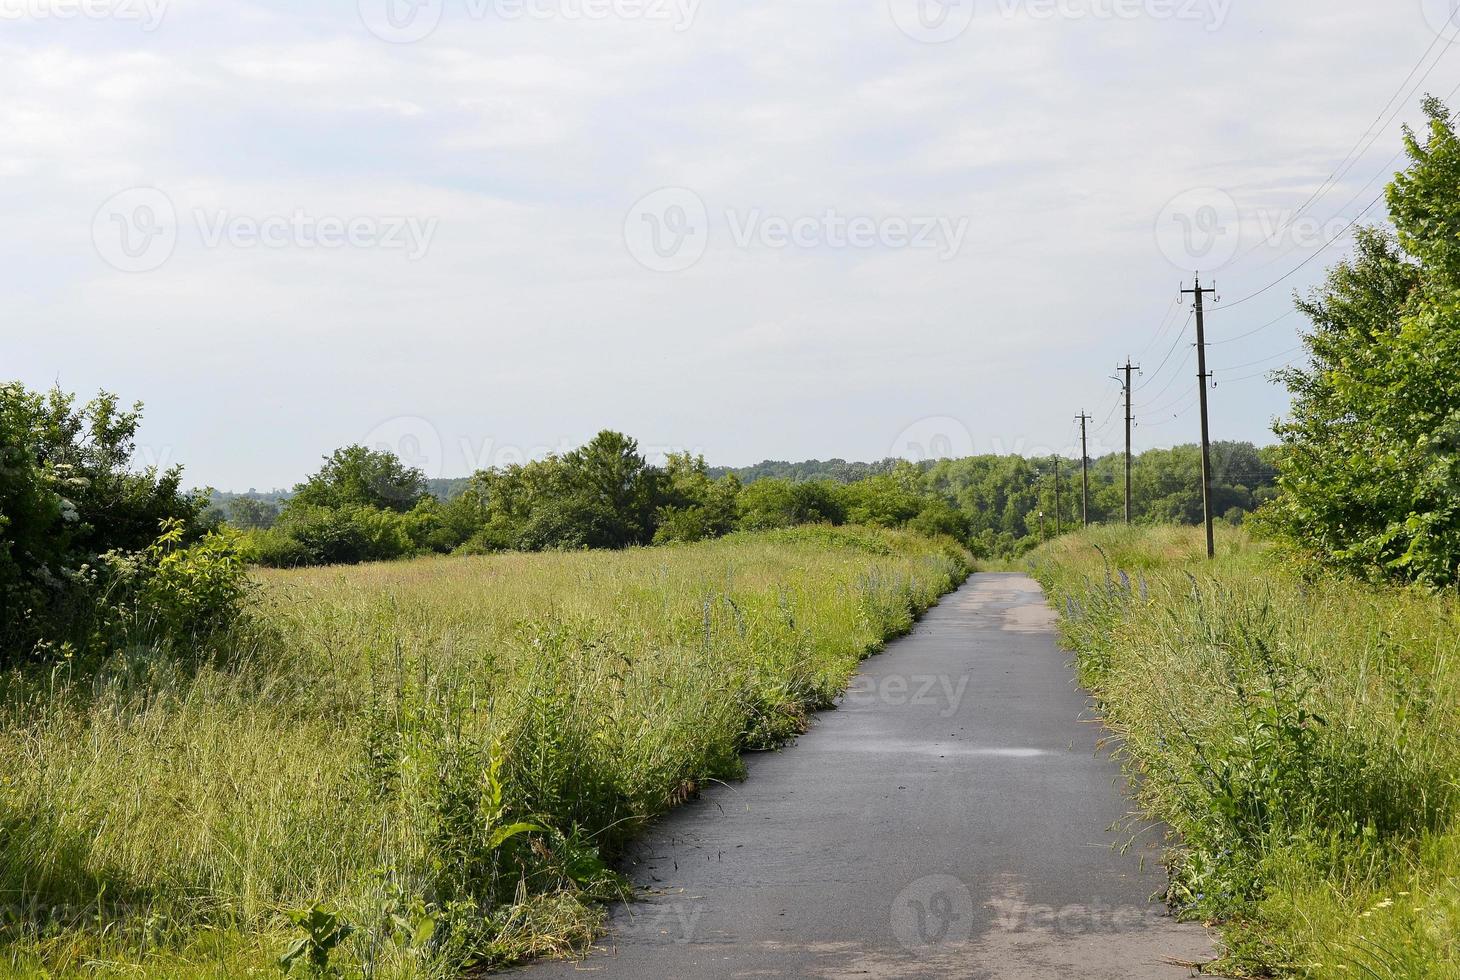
[1261,97,1460,586]
[0,383,234,664]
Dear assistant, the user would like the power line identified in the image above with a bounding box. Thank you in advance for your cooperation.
[1226,31,1458,268]
[1233,78,1460,285]
[1212,344,1305,373]
[1135,310,1194,391]
[1133,294,1186,362]
[1136,346,1195,412]
[1220,359,1307,385]
[1207,308,1300,346]
[1217,194,1385,311]
[1139,396,1199,427]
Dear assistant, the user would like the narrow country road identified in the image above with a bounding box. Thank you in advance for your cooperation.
[519,573,1212,978]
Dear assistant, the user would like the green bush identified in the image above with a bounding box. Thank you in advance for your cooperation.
[1262,98,1460,586]
[0,382,218,664]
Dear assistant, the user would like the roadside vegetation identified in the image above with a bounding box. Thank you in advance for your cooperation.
[1029,100,1460,978]
[0,523,967,977]
[1030,526,1459,977]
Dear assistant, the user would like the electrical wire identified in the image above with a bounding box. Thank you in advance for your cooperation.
[1206,308,1300,346]
[1135,310,1195,392]
[1212,345,1305,373]
[1135,346,1194,411]
[1132,294,1186,362]
[1225,32,1458,269]
[1208,83,1460,314]
[1215,194,1386,311]
[1219,359,1307,385]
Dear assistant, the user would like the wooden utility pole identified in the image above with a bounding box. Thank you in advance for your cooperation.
[1053,456,1061,536]
[1182,275,1218,560]
[1117,360,1140,524]
[1075,412,1092,527]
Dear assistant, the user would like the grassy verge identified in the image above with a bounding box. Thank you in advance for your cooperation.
[0,526,968,978]
[1028,526,1460,978]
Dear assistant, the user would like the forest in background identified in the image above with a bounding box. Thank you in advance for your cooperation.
[205,440,1277,568]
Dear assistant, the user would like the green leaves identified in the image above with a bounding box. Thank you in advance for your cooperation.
[278,904,354,976]
[1266,102,1460,587]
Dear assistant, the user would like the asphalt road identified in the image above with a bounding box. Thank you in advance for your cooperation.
[518,573,1212,978]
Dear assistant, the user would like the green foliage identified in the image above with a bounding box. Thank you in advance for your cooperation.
[653,453,740,544]
[839,463,927,527]
[1033,526,1460,976]
[0,382,219,664]
[279,905,355,978]
[1263,97,1460,586]
[245,430,1278,569]
[225,496,280,530]
[735,478,846,530]
[289,445,428,514]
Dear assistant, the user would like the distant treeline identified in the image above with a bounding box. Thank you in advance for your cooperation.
[222,434,1277,567]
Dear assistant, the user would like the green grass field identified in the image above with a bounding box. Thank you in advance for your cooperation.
[0,526,967,978]
[1030,526,1460,977]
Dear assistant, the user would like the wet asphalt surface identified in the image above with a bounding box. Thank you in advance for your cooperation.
[515,573,1212,978]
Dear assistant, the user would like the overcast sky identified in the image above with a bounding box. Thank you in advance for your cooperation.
[5,0,1458,490]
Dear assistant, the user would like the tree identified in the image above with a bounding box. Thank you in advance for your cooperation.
[226,497,279,530]
[841,463,927,527]
[737,479,845,530]
[563,431,659,549]
[653,453,740,544]
[288,445,427,514]
[0,383,218,662]
[1263,97,1460,584]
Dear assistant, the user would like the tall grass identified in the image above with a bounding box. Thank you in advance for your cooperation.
[0,526,967,977]
[1029,526,1460,977]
